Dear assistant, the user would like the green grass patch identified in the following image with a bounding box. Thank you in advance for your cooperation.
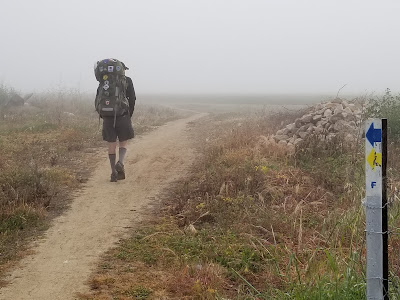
[117,227,266,274]
[273,277,365,300]
[0,208,43,233]
[125,286,153,299]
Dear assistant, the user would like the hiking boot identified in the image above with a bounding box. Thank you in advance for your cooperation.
[115,161,125,180]
[110,172,118,182]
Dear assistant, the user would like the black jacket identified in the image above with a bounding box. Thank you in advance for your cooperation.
[95,76,136,117]
[125,76,136,117]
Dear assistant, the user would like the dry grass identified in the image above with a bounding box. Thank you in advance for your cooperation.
[80,105,400,299]
[0,91,183,277]
[80,108,360,299]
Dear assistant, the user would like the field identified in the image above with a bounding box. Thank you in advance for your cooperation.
[3,90,400,299]
[0,90,181,278]
[79,93,400,299]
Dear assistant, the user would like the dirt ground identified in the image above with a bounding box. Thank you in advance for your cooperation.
[0,112,206,300]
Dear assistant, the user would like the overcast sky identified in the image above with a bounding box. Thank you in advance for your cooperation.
[1,0,400,95]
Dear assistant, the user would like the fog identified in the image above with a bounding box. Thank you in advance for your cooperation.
[1,0,400,96]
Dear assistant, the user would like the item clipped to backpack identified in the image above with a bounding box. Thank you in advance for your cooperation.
[94,59,129,123]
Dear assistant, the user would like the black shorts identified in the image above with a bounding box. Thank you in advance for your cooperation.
[102,115,134,142]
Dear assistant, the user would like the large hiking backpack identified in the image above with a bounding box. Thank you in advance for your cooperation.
[94,58,129,118]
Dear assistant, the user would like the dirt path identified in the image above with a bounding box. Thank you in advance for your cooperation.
[0,113,206,300]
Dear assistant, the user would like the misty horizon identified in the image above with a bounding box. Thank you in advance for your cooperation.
[1,0,400,96]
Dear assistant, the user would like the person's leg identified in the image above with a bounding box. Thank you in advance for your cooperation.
[108,142,118,154]
[118,140,128,164]
[108,141,117,171]
[115,115,134,180]
[115,140,127,180]
[102,117,118,182]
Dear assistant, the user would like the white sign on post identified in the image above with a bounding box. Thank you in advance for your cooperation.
[365,119,384,300]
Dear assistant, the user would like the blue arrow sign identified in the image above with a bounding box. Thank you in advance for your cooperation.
[366,123,382,146]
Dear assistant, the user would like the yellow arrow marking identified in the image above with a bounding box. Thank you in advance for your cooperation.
[367,149,382,170]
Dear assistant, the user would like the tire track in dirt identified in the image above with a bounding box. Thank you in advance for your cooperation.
[0,113,206,300]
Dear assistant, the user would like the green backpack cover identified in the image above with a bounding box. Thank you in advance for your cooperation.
[94,58,129,118]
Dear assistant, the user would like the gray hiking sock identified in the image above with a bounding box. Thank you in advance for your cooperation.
[109,154,117,173]
[119,147,127,164]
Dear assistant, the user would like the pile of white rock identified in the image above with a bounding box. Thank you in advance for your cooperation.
[272,99,363,148]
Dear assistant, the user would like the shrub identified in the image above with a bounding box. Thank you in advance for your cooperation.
[366,89,400,141]
[0,84,12,106]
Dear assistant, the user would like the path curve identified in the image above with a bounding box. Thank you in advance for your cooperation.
[0,113,206,300]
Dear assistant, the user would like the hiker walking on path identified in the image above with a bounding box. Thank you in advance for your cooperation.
[94,58,136,182]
